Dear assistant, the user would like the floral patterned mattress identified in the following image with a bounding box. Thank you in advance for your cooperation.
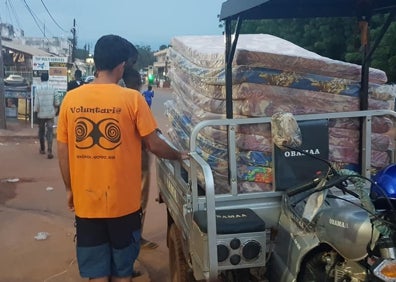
[166,35,396,194]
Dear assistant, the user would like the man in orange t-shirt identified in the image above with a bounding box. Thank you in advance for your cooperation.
[57,34,187,282]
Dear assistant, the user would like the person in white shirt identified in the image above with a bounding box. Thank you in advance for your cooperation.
[34,72,60,159]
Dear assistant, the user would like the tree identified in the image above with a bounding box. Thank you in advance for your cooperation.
[134,45,155,71]
[75,47,90,60]
[159,44,168,51]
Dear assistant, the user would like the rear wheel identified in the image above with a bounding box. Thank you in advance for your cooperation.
[168,223,196,282]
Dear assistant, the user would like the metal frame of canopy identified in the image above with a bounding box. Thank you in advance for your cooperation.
[219,0,396,171]
[220,0,396,117]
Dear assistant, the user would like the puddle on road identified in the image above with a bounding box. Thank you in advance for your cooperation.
[0,177,35,204]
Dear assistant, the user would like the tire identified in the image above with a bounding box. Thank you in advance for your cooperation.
[297,251,334,282]
[168,223,196,282]
[222,269,253,282]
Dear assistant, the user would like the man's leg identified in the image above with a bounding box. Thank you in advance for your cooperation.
[111,277,130,282]
[140,150,158,249]
[45,118,54,159]
[38,119,46,154]
[140,149,150,226]
[88,277,108,282]
[75,216,112,280]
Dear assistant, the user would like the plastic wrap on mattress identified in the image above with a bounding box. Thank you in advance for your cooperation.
[170,34,387,83]
[330,146,390,168]
[329,116,393,134]
[194,170,274,194]
[166,99,392,172]
[170,67,394,117]
[167,34,394,192]
[170,60,395,103]
[170,49,394,102]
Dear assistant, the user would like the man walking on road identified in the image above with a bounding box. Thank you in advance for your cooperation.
[57,34,188,282]
[34,72,59,159]
[67,69,84,91]
[142,85,154,108]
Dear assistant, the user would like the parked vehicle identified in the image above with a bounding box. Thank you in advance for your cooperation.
[84,75,95,83]
[4,74,28,86]
[156,1,396,281]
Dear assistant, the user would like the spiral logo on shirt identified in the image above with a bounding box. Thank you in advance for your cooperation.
[74,117,121,150]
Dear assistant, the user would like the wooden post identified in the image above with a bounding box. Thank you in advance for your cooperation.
[0,35,7,129]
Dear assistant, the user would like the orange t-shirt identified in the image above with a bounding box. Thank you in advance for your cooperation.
[57,84,157,218]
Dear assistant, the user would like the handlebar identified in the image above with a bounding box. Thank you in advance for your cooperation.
[286,174,349,197]
[286,177,321,197]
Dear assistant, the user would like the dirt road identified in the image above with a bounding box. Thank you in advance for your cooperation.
[0,87,174,282]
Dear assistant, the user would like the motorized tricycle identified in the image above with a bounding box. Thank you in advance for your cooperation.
[156,1,396,281]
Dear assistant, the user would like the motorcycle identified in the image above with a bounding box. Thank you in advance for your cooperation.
[271,112,396,282]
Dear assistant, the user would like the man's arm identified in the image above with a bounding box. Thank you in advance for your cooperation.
[57,141,74,211]
[143,130,188,161]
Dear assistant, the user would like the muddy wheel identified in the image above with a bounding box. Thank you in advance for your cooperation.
[221,269,252,282]
[168,223,196,282]
[297,251,334,282]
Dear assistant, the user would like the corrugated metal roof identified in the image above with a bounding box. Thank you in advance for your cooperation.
[2,40,53,57]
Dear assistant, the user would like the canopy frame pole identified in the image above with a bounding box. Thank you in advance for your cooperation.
[225,16,242,119]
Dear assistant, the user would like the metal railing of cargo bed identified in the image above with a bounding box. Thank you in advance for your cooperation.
[186,109,396,280]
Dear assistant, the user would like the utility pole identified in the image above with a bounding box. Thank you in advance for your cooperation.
[0,35,7,129]
[71,19,76,62]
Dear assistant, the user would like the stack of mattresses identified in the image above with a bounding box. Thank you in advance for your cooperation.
[166,34,396,193]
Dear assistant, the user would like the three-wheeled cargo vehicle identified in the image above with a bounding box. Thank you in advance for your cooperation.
[156,1,396,281]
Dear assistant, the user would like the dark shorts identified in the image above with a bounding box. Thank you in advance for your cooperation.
[75,210,142,278]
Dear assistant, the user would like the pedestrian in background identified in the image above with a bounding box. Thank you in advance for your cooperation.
[67,69,84,91]
[142,85,154,108]
[57,34,188,282]
[34,72,59,159]
[123,66,159,250]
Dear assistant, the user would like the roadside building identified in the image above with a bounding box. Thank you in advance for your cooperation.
[153,48,171,87]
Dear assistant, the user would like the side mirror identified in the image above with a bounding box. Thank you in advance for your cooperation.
[271,112,302,150]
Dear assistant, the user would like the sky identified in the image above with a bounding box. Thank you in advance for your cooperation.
[0,0,225,51]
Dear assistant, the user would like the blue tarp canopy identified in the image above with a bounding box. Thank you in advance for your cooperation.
[220,0,396,21]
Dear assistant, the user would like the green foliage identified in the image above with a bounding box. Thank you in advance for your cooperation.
[239,15,396,82]
[135,45,155,72]
[159,44,168,50]
[78,44,158,74]
[75,48,90,60]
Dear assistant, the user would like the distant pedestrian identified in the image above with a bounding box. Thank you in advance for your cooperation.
[67,69,84,91]
[142,85,154,108]
[34,72,60,159]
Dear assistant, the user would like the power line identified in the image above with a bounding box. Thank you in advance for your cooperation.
[22,0,47,38]
[40,0,68,33]
[7,0,22,30]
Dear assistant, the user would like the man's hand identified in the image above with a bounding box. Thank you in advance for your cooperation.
[67,190,74,212]
[179,152,190,161]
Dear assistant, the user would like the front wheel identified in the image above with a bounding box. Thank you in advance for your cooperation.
[297,250,336,282]
[168,223,197,282]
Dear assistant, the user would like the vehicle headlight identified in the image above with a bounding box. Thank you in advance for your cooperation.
[373,259,396,280]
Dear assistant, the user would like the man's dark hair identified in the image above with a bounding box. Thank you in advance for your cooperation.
[75,69,82,79]
[40,72,49,81]
[123,67,142,91]
[94,34,138,71]
[148,85,152,91]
